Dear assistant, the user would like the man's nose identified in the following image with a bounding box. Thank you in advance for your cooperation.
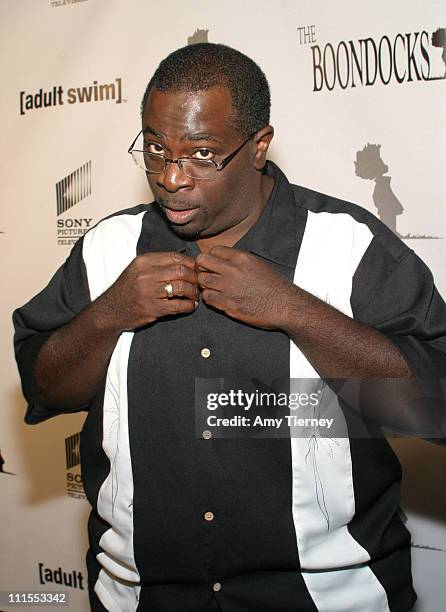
[156,160,193,192]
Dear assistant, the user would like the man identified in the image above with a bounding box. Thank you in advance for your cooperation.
[13,43,446,612]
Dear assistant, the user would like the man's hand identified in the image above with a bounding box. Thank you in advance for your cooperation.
[196,245,413,381]
[196,246,292,329]
[33,251,199,408]
[98,251,199,332]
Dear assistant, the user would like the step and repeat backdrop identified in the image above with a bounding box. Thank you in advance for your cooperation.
[1,1,445,610]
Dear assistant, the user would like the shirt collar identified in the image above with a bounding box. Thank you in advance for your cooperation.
[234,160,302,270]
[138,160,305,273]
[138,204,188,255]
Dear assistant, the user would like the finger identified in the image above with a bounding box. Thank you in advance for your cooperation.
[197,271,222,291]
[156,263,198,284]
[138,251,197,269]
[158,280,200,300]
[201,288,223,310]
[195,252,229,273]
[208,245,242,260]
[158,298,197,317]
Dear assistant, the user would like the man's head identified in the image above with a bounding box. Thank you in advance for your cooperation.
[139,43,274,241]
[141,43,271,138]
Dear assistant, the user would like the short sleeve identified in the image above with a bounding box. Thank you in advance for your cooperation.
[351,239,446,442]
[12,237,92,424]
[352,242,446,378]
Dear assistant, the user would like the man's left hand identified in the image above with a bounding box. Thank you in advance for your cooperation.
[196,246,293,329]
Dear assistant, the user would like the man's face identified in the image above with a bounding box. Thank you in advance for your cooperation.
[141,86,261,239]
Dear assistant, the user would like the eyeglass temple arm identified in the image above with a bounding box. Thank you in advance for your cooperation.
[128,129,143,154]
[216,132,257,171]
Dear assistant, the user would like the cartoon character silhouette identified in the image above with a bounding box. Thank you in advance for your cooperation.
[188,29,209,45]
[432,28,446,78]
[355,144,404,235]
[0,448,15,475]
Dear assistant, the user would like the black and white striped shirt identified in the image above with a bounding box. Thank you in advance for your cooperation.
[14,161,446,612]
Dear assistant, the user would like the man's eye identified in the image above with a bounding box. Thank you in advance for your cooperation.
[145,143,165,154]
[193,149,213,160]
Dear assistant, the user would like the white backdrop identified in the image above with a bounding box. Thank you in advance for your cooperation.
[1,1,445,610]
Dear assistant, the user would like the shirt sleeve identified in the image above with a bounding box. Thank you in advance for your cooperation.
[351,237,446,442]
[12,237,92,424]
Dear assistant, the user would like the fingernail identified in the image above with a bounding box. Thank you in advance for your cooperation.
[194,301,199,307]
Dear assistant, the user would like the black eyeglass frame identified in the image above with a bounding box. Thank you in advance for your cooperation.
[127,129,259,179]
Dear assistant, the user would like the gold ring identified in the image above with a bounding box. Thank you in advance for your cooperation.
[164,282,174,298]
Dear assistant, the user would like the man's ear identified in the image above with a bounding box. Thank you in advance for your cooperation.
[253,125,274,170]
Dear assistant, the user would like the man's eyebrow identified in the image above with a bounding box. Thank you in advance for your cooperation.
[143,126,164,138]
[142,127,222,144]
[183,133,222,144]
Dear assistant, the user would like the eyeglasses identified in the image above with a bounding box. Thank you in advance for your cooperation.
[127,130,257,181]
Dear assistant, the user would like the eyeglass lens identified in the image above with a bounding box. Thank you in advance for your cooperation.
[130,132,217,180]
[131,150,217,180]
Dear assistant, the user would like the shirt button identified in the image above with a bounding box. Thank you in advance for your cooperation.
[201,347,211,358]
[212,582,222,592]
[204,511,214,521]
[202,430,212,440]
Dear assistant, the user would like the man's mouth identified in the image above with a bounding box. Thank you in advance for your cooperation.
[160,203,199,225]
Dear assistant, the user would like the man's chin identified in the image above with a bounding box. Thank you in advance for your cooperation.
[169,223,202,239]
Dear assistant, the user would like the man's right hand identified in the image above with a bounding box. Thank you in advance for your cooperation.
[32,251,198,408]
[97,251,199,332]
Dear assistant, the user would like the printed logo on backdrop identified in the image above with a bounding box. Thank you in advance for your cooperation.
[50,0,88,6]
[188,29,209,45]
[296,25,446,91]
[56,161,93,246]
[19,78,125,116]
[65,432,86,500]
[355,144,441,239]
[38,562,85,590]
[0,448,15,476]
